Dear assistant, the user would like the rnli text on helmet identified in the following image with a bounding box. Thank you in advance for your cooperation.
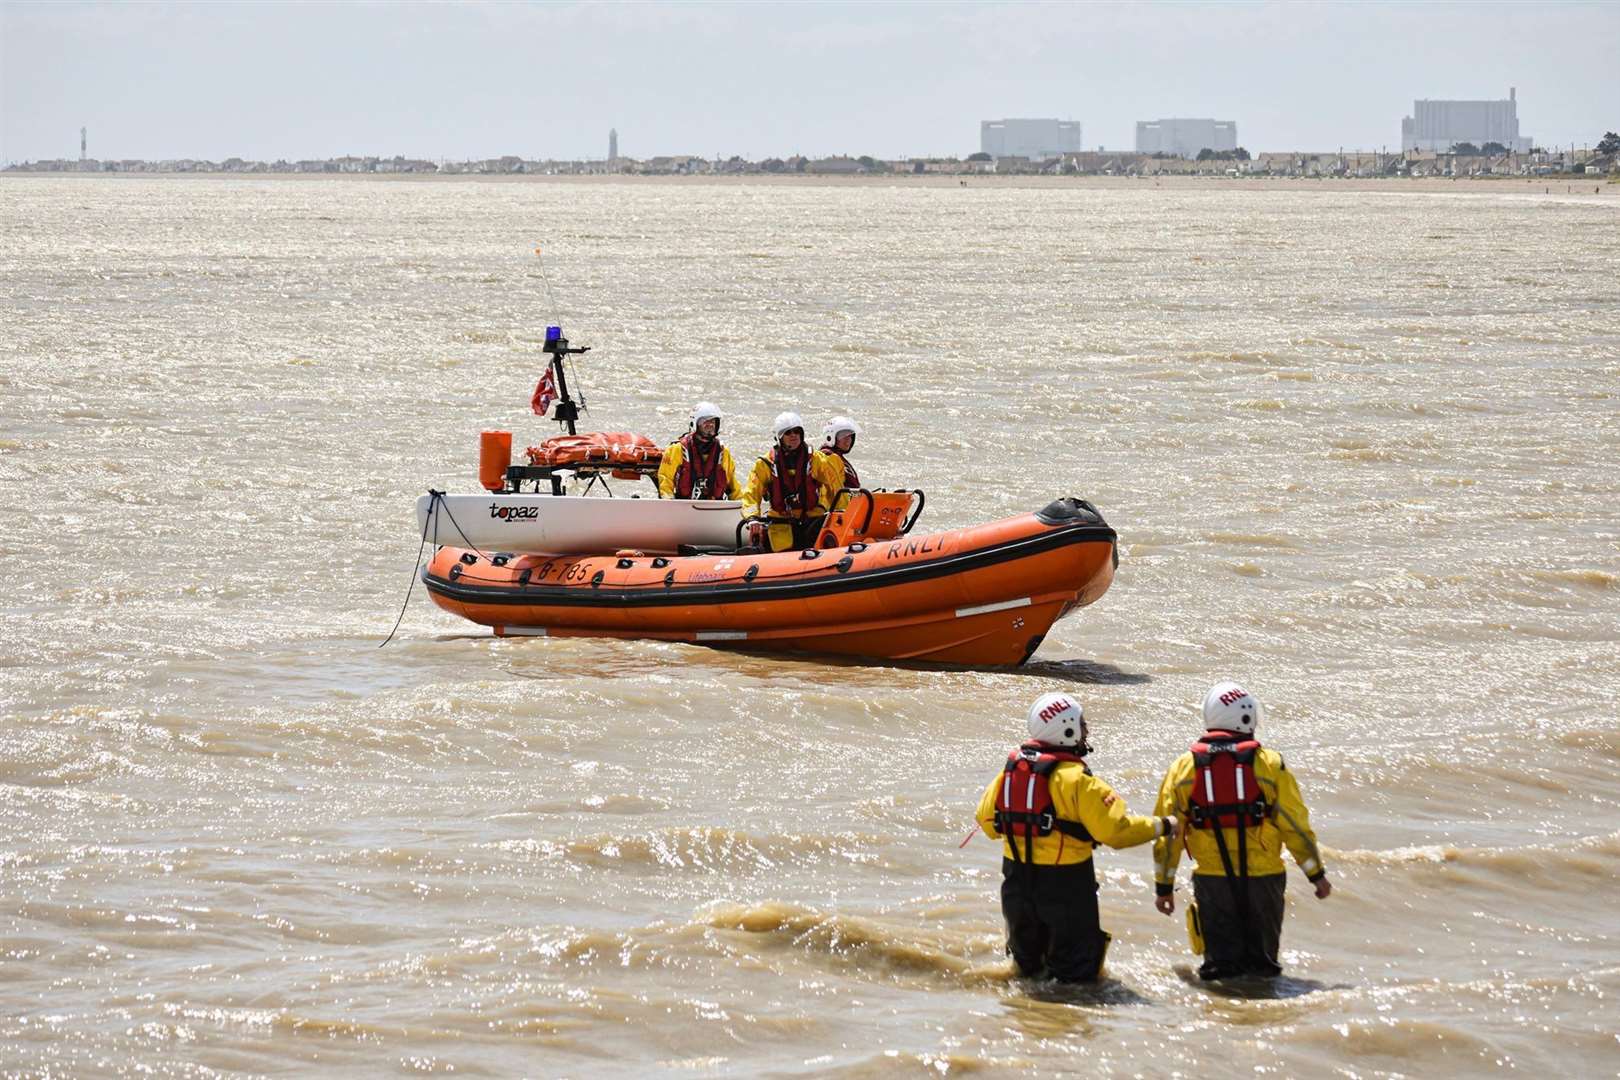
[1038,699,1074,723]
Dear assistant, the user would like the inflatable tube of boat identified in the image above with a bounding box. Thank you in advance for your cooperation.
[415,493,743,555]
[420,498,1118,666]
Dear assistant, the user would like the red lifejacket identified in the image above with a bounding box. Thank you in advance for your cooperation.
[1187,731,1271,830]
[829,449,859,490]
[767,444,818,518]
[673,433,728,500]
[993,743,1095,849]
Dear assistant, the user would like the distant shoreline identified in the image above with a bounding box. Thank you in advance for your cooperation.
[2,171,1612,195]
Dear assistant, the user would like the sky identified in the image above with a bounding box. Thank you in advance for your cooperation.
[2,0,1616,164]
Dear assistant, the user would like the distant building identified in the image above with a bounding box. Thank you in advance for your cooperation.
[805,156,867,175]
[643,154,706,174]
[980,118,1082,161]
[608,128,618,163]
[1402,88,1531,152]
[1135,118,1237,158]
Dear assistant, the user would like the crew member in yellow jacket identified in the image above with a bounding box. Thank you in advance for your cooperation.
[657,401,742,501]
[976,692,1178,983]
[1152,681,1331,981]
[740,411,833,552]
[811,415,862,510]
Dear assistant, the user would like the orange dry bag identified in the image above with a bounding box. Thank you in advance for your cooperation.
[480,430,512,492]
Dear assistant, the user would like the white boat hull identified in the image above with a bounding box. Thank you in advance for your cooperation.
[415,493,742,555]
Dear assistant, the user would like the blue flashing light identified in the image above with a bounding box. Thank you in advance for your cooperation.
[545,325,562,343]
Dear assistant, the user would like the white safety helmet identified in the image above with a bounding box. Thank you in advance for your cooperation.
[1202,681,1262,736]
[821,415,861,448]
[1026,692,1086,748]
[691,401,722,432]
[772,411,806,440]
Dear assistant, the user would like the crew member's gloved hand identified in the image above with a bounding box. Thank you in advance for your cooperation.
[1155,894,1175,916]
[1314,876,1333,900]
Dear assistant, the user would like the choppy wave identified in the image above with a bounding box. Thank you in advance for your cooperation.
[1555,728,1620,759]
[1328,831,1620,880]
[1311,565,1620,613]
[489,827,892,874]
[700,901,1006,984]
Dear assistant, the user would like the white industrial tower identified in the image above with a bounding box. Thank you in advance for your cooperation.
[1401,87,1531,153]
[80,127,87,162]
[980,118,1082,160]
[1135,118,1238,158]
[608,128,618,163]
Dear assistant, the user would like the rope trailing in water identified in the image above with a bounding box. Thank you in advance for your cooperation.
[379,489,443,649]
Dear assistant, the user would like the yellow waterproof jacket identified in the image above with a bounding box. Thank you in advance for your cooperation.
[976,757,1164,866]
[1152,743,1325,891]
[656,440,741,500]
[740,453,834,551]
[810,448,857,501]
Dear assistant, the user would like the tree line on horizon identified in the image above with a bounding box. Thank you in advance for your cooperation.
[1448,131,1618,157]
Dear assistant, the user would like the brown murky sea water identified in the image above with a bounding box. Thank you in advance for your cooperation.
[2,175,1618,1076]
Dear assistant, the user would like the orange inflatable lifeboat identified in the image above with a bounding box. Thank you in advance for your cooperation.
[419,322,1118,666]
[422,494,1117,667]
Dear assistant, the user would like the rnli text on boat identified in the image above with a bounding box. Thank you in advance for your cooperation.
[886,535,948,559]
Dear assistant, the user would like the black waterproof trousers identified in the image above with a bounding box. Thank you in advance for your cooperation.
[1192,871,1286,980]
[1000,857,1109,983]
[791,516,827,550]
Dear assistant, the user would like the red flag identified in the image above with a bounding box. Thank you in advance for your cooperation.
[530,367,557,416]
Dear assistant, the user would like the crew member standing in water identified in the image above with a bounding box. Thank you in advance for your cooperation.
[976,693,1177,983]
[741,411,831,551]
[1151,681,1331,981]
[657,402,741,501]
[811,415,862,510]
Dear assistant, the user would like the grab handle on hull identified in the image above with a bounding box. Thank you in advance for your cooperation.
[899,489,925,536]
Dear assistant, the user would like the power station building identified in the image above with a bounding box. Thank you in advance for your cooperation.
[1401,88,1532,153]
[980,118,1082,160]
[1135,118,1238,158]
